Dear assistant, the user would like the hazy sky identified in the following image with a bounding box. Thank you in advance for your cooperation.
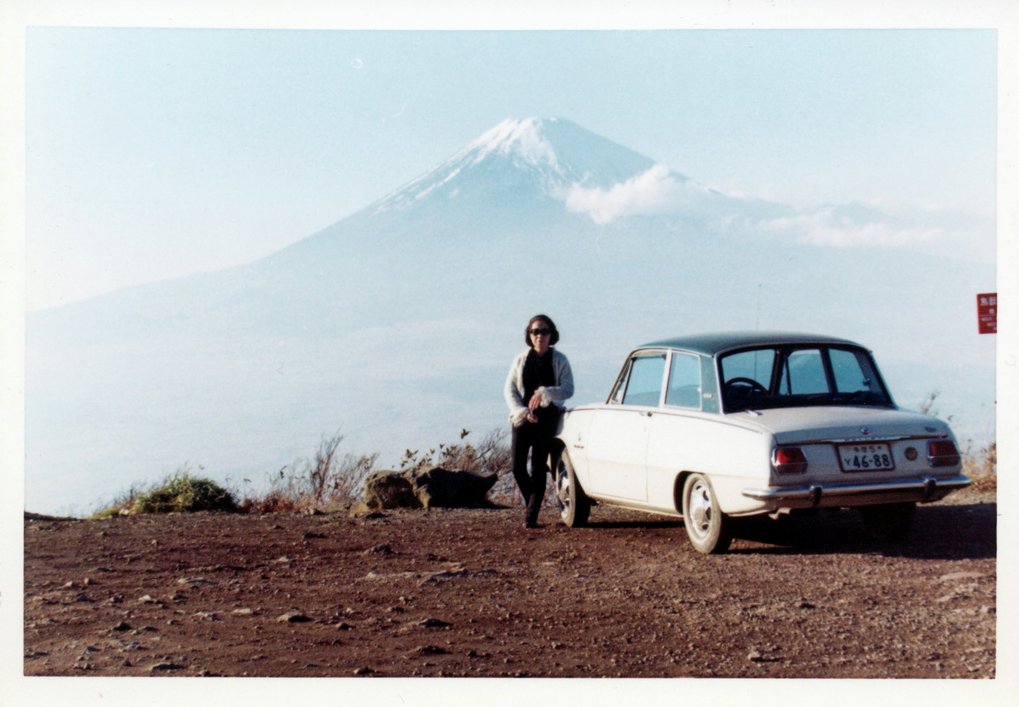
[23,25,998,310]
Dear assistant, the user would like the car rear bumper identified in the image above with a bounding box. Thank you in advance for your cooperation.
[741,474,971,510]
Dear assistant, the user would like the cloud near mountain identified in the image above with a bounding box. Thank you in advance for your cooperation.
[560,153,989,257]
[565,164,704,224]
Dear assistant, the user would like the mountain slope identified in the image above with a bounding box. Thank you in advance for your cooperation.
[25,117,995,515]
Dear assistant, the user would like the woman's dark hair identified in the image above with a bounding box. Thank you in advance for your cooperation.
[524,314,560,346]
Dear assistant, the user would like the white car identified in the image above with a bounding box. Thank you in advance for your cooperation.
[553,332,970,553]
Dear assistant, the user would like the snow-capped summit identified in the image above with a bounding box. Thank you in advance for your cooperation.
[466,117,560,168]
[374,117,660,213]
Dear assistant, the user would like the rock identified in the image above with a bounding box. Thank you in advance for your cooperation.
[362,471,420,509]
[415,645,449,655]
[419,617,452,629]
[412,467,498,509]
[361,466,497,510]
[277,611,312,623]
[113,621,132,632]
[177,577,214,587]
[364,544,395,555]
[149,662,185,672]
[232,608,255,616]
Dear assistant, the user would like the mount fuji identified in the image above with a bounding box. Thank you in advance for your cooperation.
[26,118,994,515]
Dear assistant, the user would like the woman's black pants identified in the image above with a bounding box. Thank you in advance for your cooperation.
[510,409,559,523]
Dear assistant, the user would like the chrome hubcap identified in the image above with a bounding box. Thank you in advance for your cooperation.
[688,480,713,539]
[555,464,571,512]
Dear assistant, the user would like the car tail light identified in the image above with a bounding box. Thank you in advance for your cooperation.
[772,446,808,474]
[928,440,960,467]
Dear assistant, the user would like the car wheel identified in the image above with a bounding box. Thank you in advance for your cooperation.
[860,502,916,543]
[555,452,590,527]
[681,473,732,554]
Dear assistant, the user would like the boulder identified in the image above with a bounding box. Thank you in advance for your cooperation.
[413,467,497,509]
[361,467,498,510]
[362,471,419,510]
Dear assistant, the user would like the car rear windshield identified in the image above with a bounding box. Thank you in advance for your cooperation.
[718,345,893,412]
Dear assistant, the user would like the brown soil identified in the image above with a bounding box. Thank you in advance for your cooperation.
[24,488,996,678]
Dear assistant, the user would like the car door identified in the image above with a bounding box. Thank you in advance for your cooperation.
[584,350,667,503]
[645,351,704,510]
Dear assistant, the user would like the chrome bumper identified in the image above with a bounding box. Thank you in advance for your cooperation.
[741,474,971,508]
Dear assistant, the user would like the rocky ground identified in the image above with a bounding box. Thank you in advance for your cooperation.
[24,487,996,679]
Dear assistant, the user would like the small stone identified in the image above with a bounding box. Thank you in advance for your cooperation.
[277,611,312,623]
[176,577,213,587]
[364,544,395,555]
[138,594,158,604]
[232,608,255,616]
[419,617,452,628]
[149,662,185,672]
[416,645,448,655]
[113,621,132,632]
[353,666,375,676]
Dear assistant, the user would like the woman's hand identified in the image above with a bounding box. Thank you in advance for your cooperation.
[528,389,545,412]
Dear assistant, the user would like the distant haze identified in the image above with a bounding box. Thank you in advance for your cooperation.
[26,117,995,516]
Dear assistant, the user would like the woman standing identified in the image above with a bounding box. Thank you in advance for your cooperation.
[503,314,574,528]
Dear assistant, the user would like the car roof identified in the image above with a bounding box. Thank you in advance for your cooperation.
[638,331,866,356]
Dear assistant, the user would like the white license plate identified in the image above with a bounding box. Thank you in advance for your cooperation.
[838,443,895,472]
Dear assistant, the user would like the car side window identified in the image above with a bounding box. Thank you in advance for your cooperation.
[608,359,632,404]
[665,352,702,409]
[620,353,667,407]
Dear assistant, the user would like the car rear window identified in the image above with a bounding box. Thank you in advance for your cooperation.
[719,345,892,412]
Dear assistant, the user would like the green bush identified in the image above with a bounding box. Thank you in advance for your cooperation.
[93,470,238,517]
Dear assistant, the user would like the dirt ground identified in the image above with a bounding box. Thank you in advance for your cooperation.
[23,486,996,679]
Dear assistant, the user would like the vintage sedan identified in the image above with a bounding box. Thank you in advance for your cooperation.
[552,332,970,553]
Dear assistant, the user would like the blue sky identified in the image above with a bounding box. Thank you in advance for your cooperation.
[23,26,999,310]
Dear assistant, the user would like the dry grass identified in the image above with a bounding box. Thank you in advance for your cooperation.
[963,441,996,492]
[239,431,379,514]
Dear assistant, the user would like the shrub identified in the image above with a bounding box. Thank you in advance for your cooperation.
[964,441,996,491]
[92,467,238,517]
[239,431,378,513]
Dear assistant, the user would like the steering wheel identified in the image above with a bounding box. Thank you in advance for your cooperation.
[724,377,768,397]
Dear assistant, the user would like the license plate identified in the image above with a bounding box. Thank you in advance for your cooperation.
[838,443,895,472]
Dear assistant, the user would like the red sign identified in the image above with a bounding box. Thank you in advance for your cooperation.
[977,292,997,334]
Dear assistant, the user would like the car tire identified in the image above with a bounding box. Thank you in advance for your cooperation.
[681,473,732,554]
[860,502,916,543]
[556,451,590,527]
